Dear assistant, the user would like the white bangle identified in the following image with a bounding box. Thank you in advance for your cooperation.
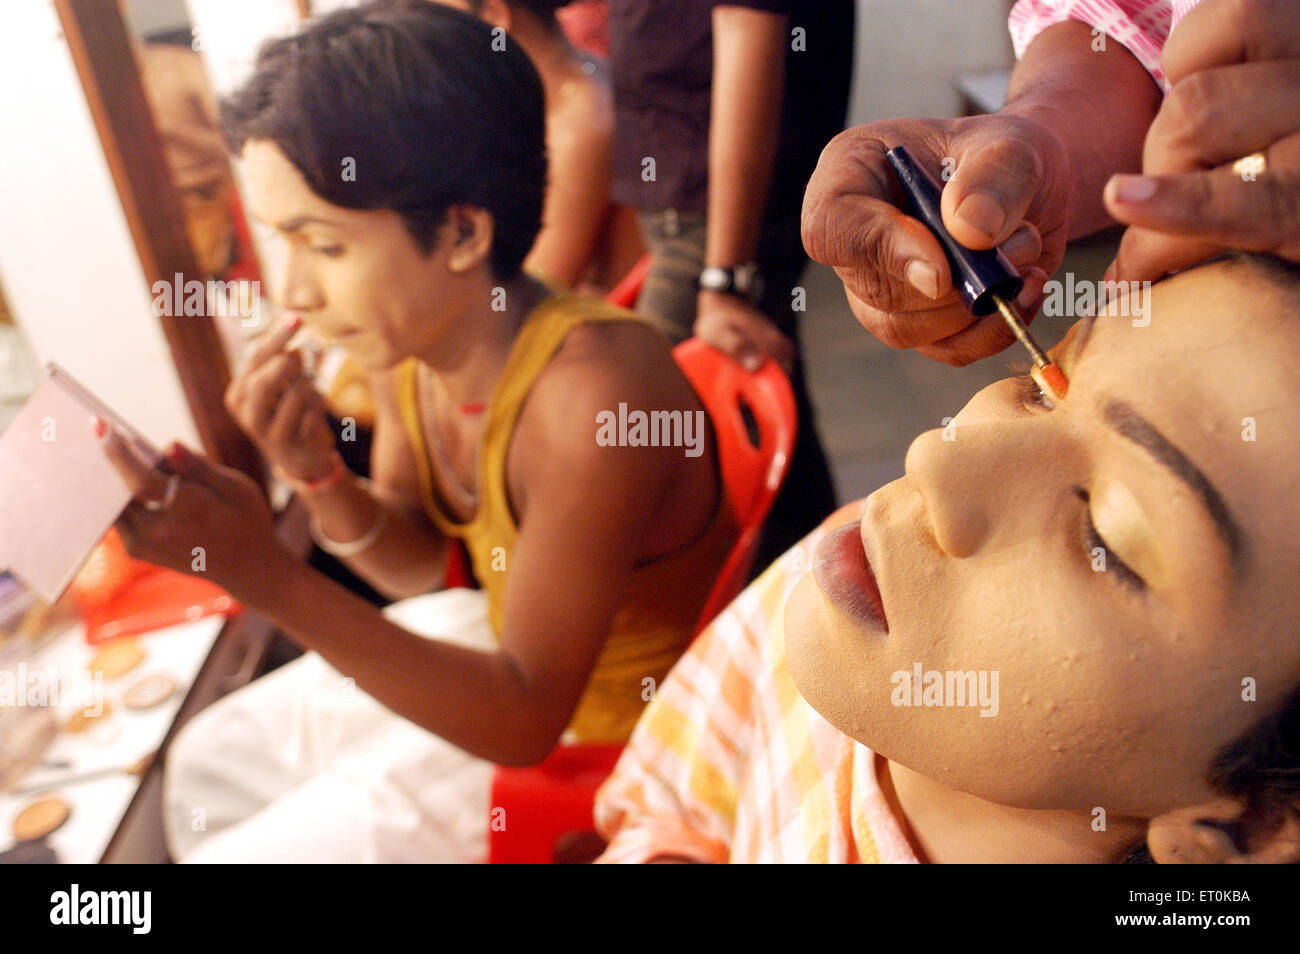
[309,496,389,558]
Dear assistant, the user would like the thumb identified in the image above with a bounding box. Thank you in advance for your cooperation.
[941,134,1045,250]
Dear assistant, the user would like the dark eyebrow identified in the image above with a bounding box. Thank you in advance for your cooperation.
[1103,400,1245,570]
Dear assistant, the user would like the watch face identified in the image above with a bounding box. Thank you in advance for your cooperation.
[700,267,730,291]
[699,265,762,300]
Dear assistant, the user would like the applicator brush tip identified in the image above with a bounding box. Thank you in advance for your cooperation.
[1032,363,1069,403]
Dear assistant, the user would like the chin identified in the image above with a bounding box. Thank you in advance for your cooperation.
[344,342,394,371]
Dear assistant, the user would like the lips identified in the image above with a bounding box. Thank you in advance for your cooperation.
[811,521,889,632]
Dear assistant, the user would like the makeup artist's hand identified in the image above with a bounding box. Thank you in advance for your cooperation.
[1105,0,1300,283]
[98,426,291,605]
[694,290,794,372]
[802,114,1070,366]
[226,317,338,482]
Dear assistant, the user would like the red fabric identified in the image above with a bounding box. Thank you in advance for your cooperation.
[487,745,623,864]
[557,1,609,58]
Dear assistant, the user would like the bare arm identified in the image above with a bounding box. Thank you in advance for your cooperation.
[298,368,448,601]
[705,5,787,267]
[1002,19,1163,239]
[694,5,795,368]
[241,350,685,765]
[523,83,615,287]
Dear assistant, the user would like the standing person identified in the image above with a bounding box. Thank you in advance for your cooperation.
[100,3,734,862]
[608,1,854,569]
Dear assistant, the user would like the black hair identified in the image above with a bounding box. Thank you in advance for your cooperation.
[220,1,547,280]
[1121,252,1300,863]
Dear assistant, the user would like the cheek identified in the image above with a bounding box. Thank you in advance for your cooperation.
[784,573,844,716]
[330,254,402,333]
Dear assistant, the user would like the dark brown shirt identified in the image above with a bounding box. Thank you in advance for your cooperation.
[608,0,855,219]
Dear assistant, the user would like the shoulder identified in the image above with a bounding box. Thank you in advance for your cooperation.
[520,304,688,459]
[550,68,614,147]
[546,308,683,405]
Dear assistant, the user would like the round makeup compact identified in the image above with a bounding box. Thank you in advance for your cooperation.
[65,700,114,734]
[12,795,70,842]
[123,673,177,711]
[87,639,145,680]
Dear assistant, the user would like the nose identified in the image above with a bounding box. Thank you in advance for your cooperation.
[276,245,323,314]
[903,412,1063,559]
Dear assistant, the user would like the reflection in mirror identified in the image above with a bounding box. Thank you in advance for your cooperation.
[123,0,264,370]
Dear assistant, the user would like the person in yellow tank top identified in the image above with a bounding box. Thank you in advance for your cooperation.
[97,3,734,861]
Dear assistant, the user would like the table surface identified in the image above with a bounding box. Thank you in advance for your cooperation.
[0,613,224,863]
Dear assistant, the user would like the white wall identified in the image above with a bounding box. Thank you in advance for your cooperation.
[848,0,1015,124]
[0,0,198,448]
[125,0,192,38]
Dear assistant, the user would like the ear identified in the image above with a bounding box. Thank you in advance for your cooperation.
[444,205,495,275]
[1146,797,1300,864]
[476,0,513,32]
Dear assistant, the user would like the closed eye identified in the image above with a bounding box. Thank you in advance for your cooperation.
[1076,488,1145,592]
[1012,372,1056,412]
[1006,359,1056,412]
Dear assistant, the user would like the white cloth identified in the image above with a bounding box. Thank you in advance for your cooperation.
[163,588,497,863]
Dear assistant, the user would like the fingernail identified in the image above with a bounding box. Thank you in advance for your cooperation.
[1015,268,1047,310]
[742,353,763,372]
[167,442,190,470]
[286,315,303,332]
[1000,224,1038,262]
[89,415,105,440]
[905,260,940,299]
[954,191,1007,242]
[1110,175,1158,204]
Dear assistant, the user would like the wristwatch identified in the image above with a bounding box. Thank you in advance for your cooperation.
[698,263,764,304]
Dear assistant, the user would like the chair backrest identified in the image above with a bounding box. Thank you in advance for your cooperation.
[603,252,653,309]
[671,338,796,634]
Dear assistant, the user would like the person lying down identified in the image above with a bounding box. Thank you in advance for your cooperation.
[595,252,1300,864]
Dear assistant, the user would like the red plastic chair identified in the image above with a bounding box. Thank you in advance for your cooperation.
[486,335,797,863]
[603,252,653,309]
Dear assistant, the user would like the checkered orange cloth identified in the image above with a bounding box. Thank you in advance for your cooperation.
[595,502,919,864]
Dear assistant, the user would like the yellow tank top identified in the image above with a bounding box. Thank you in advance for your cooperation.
[395,294,738,744]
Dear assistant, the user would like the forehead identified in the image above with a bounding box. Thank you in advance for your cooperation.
[1072,263,1299,575]
[239,140,339,223]
[1080,264,1293,410]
